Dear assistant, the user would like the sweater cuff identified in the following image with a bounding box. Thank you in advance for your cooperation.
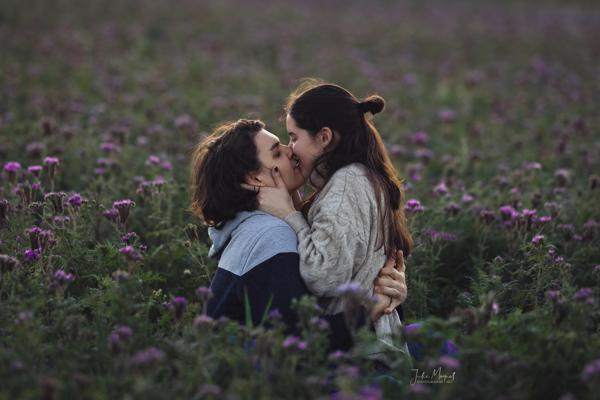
[284,211,309,233]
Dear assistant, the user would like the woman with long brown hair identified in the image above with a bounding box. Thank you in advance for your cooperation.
[249,80,413,363]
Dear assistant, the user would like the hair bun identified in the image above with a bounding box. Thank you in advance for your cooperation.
[359,95,385,115]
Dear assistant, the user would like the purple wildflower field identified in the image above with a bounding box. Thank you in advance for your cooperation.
[1,0,599,398]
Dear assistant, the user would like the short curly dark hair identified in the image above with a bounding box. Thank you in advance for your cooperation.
[190,119,264,227]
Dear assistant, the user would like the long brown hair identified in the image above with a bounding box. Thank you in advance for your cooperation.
[286,79,413,257]
[190,119,264,228]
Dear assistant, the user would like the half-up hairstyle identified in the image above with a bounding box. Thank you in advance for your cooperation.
[285,79,413,257]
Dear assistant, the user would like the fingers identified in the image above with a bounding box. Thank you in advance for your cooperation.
[374,276,399,288]
[384,254,396,270]
[377,266,403,279]
[396,250,405,271]
[270,166,285,188]
[240,183,256,191]
[370,294,391,321]
[374,286,403,299]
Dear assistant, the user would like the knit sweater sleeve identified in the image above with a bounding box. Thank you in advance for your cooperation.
[284,167,371,297]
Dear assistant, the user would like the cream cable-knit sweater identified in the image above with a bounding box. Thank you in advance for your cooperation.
[284,163,408,360]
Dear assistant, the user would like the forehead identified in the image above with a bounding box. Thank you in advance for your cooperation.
[254,129,279,154]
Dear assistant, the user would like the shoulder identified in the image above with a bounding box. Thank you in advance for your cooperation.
[317,163,375,208]
[237,212,297,245]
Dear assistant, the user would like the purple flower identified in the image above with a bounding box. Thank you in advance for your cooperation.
[120,232,139,244]
[445,202,461,215]
[100,142,120,153]
[195,286,213,301]
[27,165,42,178]
[103,208,119,221]
[160,161,173,171]
[53,269,75,284]
[433,182,449,196]
[108,325,133,354]
[359,385,382,400]
[438,108,457,123]
[283,336,299,348]
[574,288,593,302]
[24,248,42,262]
[119,246,142,262]
[131,347,165,366]
[4,161,22,173]
[554,168,571,186]
[461,193,474,204]
[145,155,161,166]
[193,314,214,327]
[411,131,429,145]
[437,355,460,370]
[388,144,406,158]
[499,205,518,220]
[547,290,561,303]
[67,193,82,208]
[581,359,600,381]
[405,198,425,214]
[428,229,457,242]
[43,157,60,166]
[113,199,136,224]
[524,161,542,171]
[335,281,362,296]
[415,148,434,162]
[531,234,545,245]
[174,114,194,129]
[168,296,188,319]
[14,310,33,325]
[403,323,422,336]
[329,350,346,360]
[268,309,282,319]
[594,265,600,274]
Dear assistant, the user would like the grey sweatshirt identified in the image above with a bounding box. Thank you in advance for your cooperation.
[284,163,408,360]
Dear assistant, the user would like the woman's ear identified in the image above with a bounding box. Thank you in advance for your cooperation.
[244,173,262,186]
[318,127,334,149]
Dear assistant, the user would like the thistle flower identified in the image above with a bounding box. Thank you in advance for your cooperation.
[113,199,135,224]
[524,161,542,171]
[405,198,425,214]
[108,325,133,354]
[160,161,173,171]
[43,157,60,182]
[445,202,461,215]
[531,234,545,245]
[119,245,142,262]
[546,290,561,303]
[100,142,120,153]
[436,355,460,370]
[103,208,119,222]
[167,296,188,319]
[27,165,43,178]
[554,168,571,186]
[0,254,20,273]
[461,194,474,204]
[120,232,139,244]
[24,248,42,263]
[193,314,214,327]
[3,161,21,183]
[145,155,161,166]
[26,142,46,158]
[411,131,429,145]
[131,347,165,366]
[53,269,75,284]
[44,192,66,214]
[335,282,362,296]
[433,182,449,196]
[438,108,457,123]
[574,288,593,303]
[195,286,213,301]
[67,193,82,208]
[581,359,600,381]
[283,335,306,350]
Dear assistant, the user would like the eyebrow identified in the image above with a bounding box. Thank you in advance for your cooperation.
[270,141,280,151]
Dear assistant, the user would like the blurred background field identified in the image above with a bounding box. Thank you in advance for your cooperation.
[1,0,599,399]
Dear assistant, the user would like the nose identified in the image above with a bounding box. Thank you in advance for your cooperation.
[282,144,294,159]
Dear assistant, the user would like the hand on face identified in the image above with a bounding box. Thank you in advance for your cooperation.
[243,167,296,219]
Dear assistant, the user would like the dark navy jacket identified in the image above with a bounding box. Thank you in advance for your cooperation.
[206,211,402,351]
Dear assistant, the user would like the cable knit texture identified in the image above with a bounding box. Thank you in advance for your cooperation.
[284,163,408,361]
